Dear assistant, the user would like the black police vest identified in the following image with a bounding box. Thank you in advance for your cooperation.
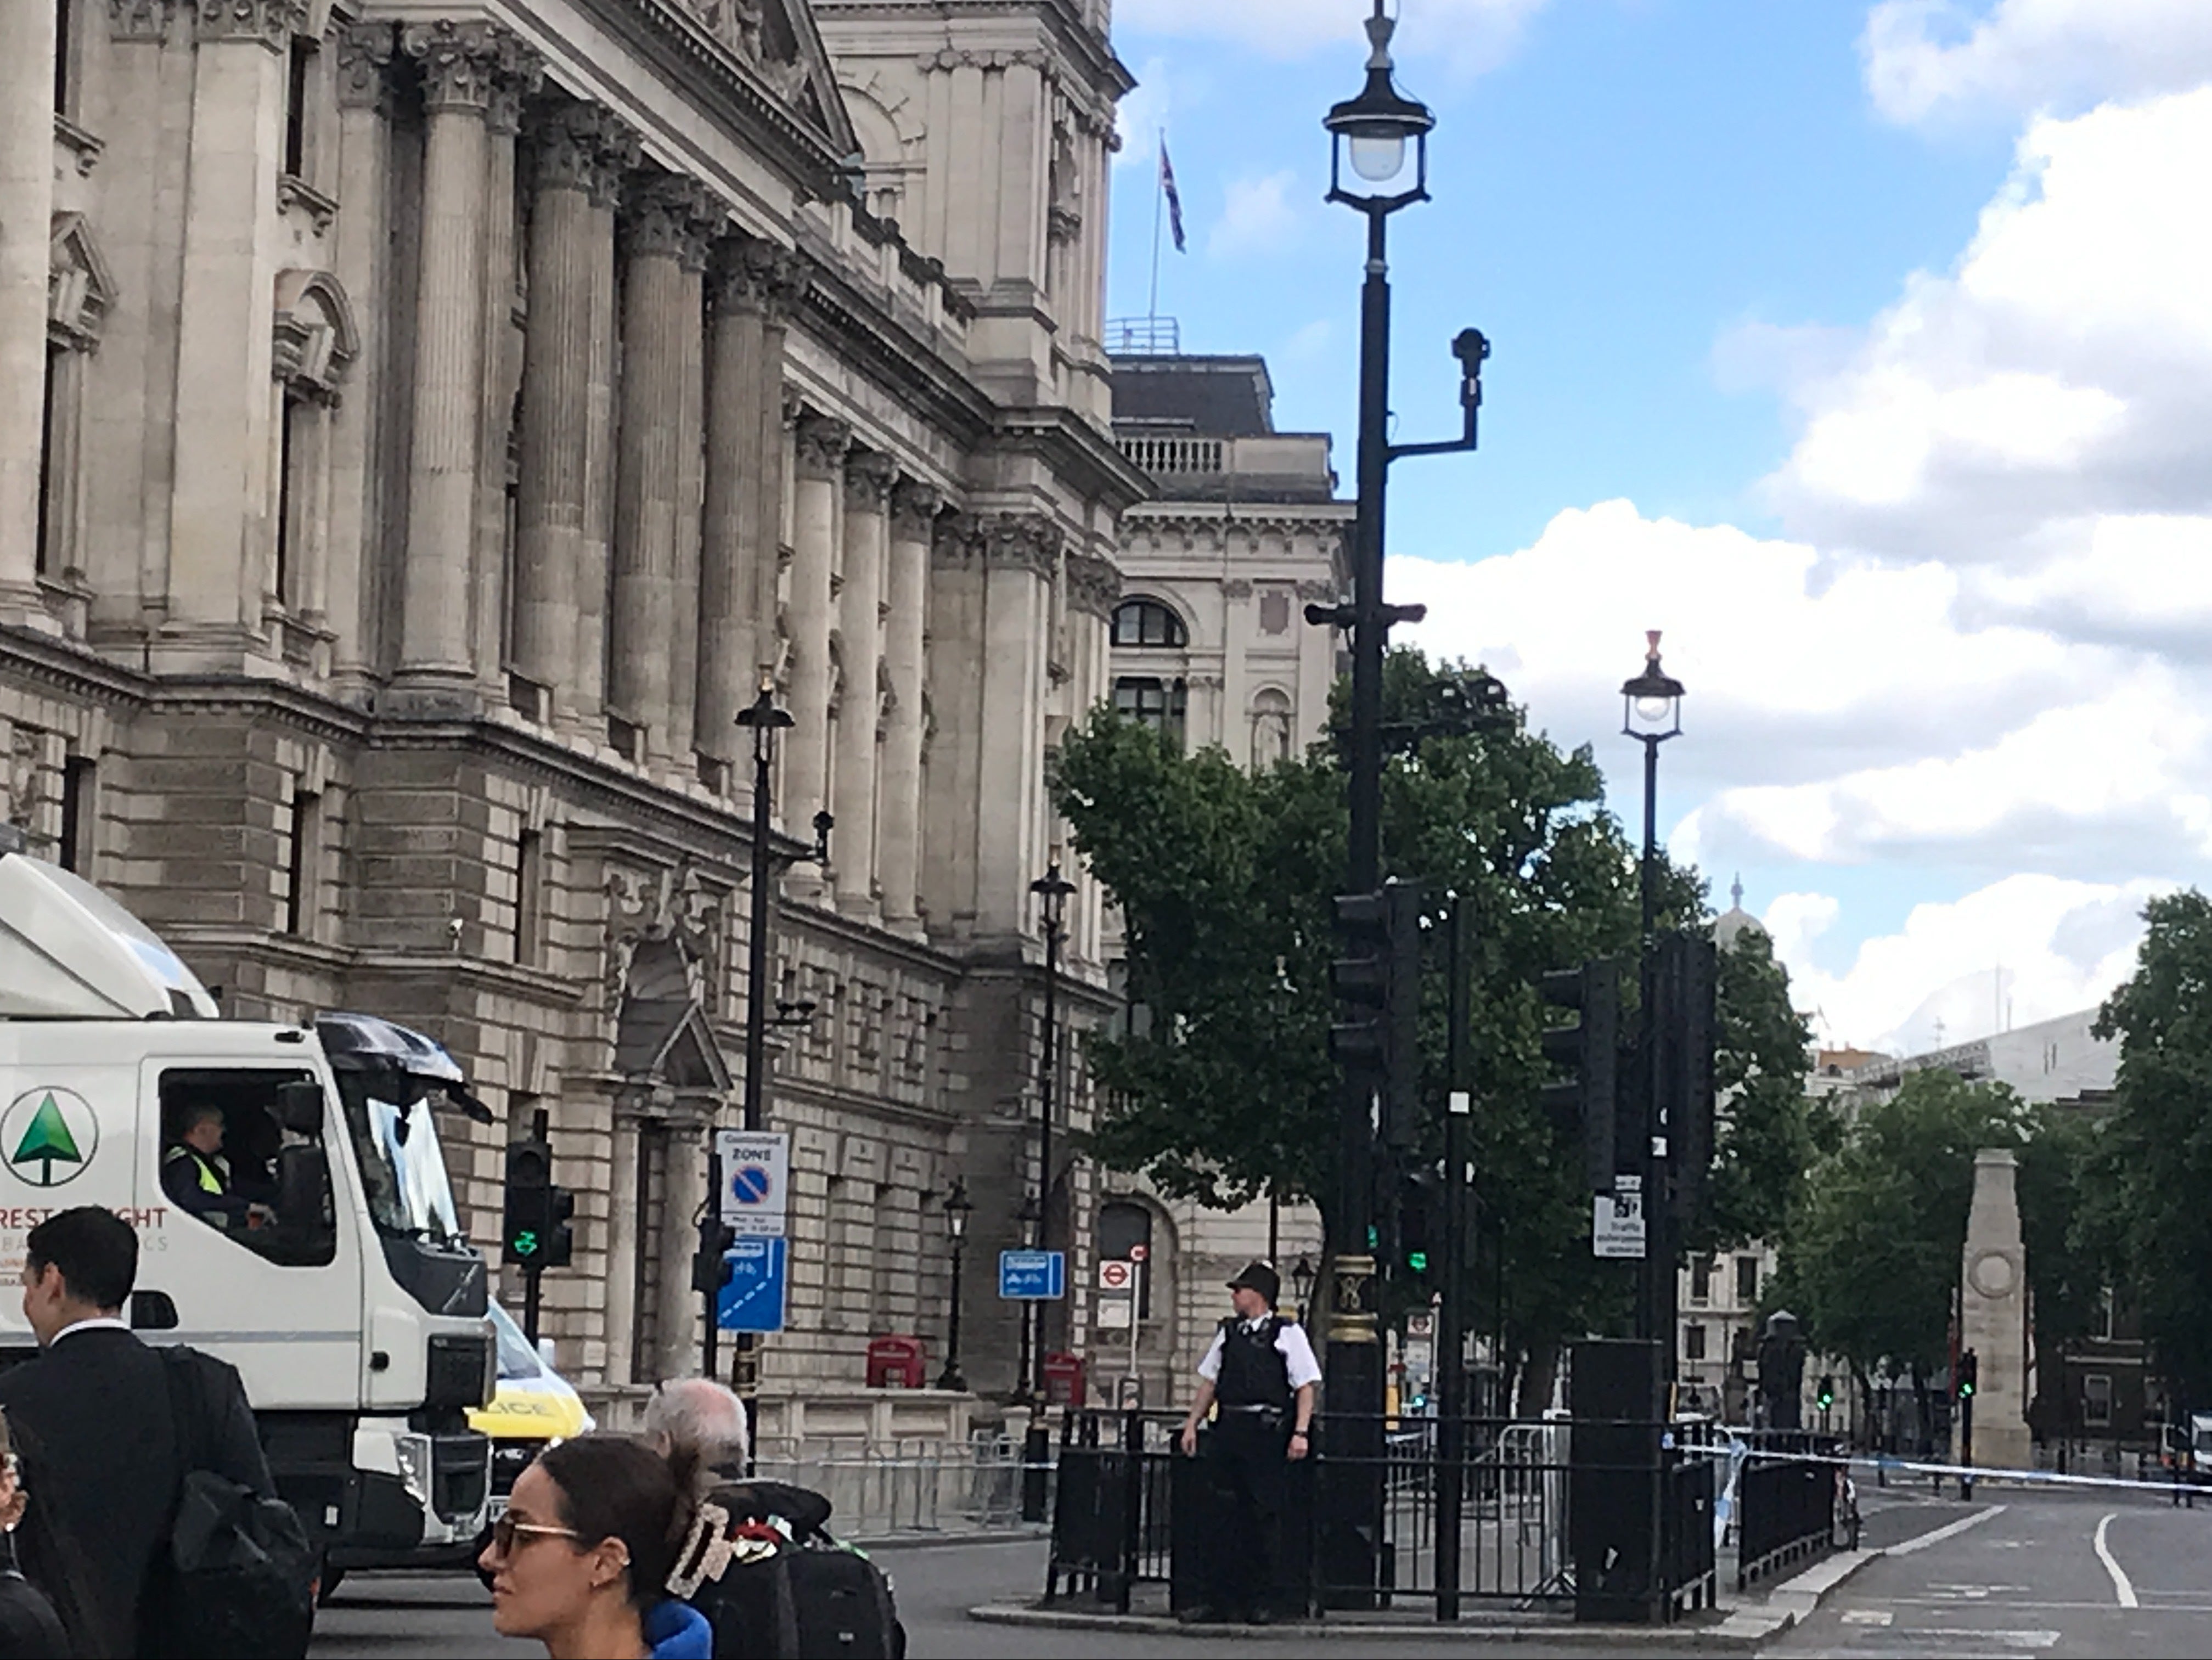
[1215,1316,1293,1411]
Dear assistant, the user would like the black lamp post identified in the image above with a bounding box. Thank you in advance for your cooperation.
[1028,862,1077,1400]
[1620,632,1684,1359]
[706,674,831,1385]
[938,1178,973,1392]
[1307,0,1489,1603]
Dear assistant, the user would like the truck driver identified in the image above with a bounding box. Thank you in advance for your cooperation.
[162,1105,273,1230]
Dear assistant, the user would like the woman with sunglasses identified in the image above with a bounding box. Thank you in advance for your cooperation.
[479,1435,712,1660]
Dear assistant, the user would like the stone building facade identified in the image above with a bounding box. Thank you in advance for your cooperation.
[1081,348,1349,1408]
[0,0,1141,1416]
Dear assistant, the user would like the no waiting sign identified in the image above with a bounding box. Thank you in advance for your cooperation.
[716,1129,790,1237]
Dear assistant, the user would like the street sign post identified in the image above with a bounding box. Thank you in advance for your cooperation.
[998,1250,1065,1301]
[716,1236,788,1334]
[716,1129,791,1237]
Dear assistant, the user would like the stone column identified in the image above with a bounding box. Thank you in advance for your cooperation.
[512,105,604,718]
[977,515,1059,934]
[0,0,57,611]
[786,415,849,842]
[653,1122,710,1383]
[572,119,637,726]
[474,49,539,693]
[396,18,508,693]
[698,240,769,788]
[324,21,396,698]
[166,0,303,636]
[669,234,711,771]
[604,1109,640,1385]
[832,453,894,918]
[609,175,709,762]
[879,482,937,936]
[1960,1147,2033,1471]
[751,250,809,680]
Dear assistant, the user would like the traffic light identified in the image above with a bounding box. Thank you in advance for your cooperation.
[1958,1349,1978,1399]
[1658,933,1720,1228]
[541,1183,576,1270]
[503,1137,551,1267]
[1817,1375,1835,1411]
[1398,1162,1440,1282]
[1330,880,1422,1148]
[691,1216,736,1297]
[1539,959,1622,1194]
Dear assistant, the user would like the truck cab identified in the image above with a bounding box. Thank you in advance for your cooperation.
[0,851,497,1569]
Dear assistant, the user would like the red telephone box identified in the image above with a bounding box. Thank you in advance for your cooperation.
[1043,1351,1088,1408]
[866,1335,926,1389]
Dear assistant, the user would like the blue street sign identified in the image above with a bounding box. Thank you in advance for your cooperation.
[998,1250,1066,1301]
[716,1236,787,1333]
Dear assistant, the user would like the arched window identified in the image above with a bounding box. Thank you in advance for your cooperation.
[1099,1200,1154,1319]
[1112,598,1188,649]
[1114,677,1187,746]
[1251,688,1293,771]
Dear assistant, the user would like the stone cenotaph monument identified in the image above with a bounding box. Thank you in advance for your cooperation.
[1958,1147,2033,1470]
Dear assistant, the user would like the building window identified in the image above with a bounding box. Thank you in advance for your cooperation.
[1690,1256,1713,1307]
[58,757,94,876]
[515,830,544,965]
[1684,1323,1707,1362]
[274,396,303,609]
[54,0,76,113]
[284,790,320,938]
[1734,1256,1758,1307]
[1098,1200,1153,1319]
[36,346,62,578]
[2093,1286,2115,1342]
[1114,677,1187,746]
[1111,598,1188,649]
[2083,1372,2114,1429]
[283,33,317,179]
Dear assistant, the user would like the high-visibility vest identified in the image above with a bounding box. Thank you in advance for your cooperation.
[165,1144,228,1195]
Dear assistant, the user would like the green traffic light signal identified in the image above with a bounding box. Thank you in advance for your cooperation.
[1960,1381,1974,1397]
[1407,1251,1428,1273]
[511,1229,540,1259]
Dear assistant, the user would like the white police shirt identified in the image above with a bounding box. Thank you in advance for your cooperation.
[1197,1315,1322,1391]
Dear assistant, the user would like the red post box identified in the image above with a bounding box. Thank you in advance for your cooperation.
[1043,1351,1087,1408]
[866,1335,926,1389]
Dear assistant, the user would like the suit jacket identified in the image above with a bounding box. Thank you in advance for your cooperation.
[0,1327,274,1659]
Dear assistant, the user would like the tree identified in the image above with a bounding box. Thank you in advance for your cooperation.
[2085,889,2212,1405]
[1698,926,1825,1252]
[1056,648,1717,1386]
[9,1093,83,1188]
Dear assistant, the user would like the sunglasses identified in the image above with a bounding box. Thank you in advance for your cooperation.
[488,1512,580,1556]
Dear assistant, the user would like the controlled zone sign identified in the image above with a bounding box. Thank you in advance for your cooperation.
[1593,1188,1646,1260]
[715,1129,790,1237]
[715,1236,788,1333]
[999,1250,1066,1301]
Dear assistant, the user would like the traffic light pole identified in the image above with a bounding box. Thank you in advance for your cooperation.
[523,1107,548,1346]
[1436,895,1472,1622]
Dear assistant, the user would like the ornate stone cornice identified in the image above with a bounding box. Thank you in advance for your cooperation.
[708,232,813,324]
[1221,578,1254,601]
[486,44,546,138]
[1296,579,1340,603]
[592,118,644,210]
[620,174,717,272]
[402,18,527,117]
[890,481,943,543]
[843,453,898,516]
[933,512,1063,579]
[1067,551,1123,621]
[527,101,606,195]
[192,0,307,48]
[108,0,178,42]
[335,20,397,110]
[794,415,853,482]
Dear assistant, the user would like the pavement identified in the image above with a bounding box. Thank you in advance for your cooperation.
[305,1484,2212,1658]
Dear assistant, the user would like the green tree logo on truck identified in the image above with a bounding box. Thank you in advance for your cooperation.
[2,1089,98,1188]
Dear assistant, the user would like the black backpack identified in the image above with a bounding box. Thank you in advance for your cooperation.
[683,1481,904,1660]
[141,1348,317,1660]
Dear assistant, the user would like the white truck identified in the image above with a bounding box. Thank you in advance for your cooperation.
[0,846,498,1575]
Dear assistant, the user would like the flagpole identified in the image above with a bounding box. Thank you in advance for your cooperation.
[1149,128,1166,328]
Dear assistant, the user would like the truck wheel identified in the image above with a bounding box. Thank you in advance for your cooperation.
[316,1565,346,1606]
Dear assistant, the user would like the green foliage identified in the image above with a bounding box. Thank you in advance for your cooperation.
[2085,890,2212,1403]
[1056,647,1796,1363]
[1699,928,1822,1252]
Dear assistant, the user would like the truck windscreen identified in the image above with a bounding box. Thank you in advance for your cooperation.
[336,1074,465,1241]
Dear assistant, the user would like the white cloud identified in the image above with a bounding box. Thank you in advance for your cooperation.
[1113,0,1550,74]
[1863,0,2212,126]
[1770,875,2169,1055]
[1209,170,1305,258]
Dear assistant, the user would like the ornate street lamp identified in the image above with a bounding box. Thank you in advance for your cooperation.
[1620,631,1685,946]
[1291,1256,1317,1323]
[1324,1,1436,205]
[937,1179,973,1393]
[1027,862,1077,1402]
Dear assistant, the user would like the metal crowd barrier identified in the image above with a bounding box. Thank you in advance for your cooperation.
[1732,1430,1846,1590]
[748,1432,1034,1537]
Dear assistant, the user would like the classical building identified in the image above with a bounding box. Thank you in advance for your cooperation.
[0,0,1144,1421]
[1077,347,1348,1407]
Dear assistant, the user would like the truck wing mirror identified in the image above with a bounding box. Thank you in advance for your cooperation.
[277,1081,325,1136]
[278,1144,332,1229]
[130,1291,179,1331]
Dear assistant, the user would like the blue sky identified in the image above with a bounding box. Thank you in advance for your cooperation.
[1101,0,2212,1054]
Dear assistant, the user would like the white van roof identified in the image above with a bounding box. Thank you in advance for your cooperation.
[0,853,220,1020]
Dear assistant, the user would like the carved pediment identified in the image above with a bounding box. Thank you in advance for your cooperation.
[673,0,858,161]
[48,213,117,351]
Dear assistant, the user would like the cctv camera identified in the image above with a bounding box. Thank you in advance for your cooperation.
[1451,328,1490,370]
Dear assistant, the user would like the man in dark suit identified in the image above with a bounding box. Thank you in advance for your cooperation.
[0,1206,273,1658]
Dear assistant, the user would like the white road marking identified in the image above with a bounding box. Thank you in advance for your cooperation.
[2093,1511,2140,1609]
[1890,1504,2010,1556]
[1840,1607,1893,1625]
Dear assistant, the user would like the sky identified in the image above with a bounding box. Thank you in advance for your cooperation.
[1102,0,2212,1056]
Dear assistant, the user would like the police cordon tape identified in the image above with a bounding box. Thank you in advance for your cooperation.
[1678,1439,2201,1499]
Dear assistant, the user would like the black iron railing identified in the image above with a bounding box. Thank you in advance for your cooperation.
[1734,1431,1847,1590]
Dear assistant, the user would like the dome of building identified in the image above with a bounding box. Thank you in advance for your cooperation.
[1713,875,1767,951]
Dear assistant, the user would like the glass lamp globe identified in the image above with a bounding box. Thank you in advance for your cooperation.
[1349,133,1408,183]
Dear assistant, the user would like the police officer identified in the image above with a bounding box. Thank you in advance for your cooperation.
[1177,1260,1319,1625]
